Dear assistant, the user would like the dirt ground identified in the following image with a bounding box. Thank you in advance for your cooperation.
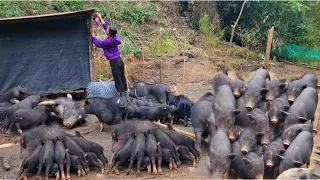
[0,57,320,179]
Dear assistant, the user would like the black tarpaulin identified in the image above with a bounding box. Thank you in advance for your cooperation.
[0,10,94,94]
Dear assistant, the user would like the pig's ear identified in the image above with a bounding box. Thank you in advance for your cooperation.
[247,114,255,121]
[302,84,307,89]
[233,109,242,117]
[299,117,309,123]
[228,153,237,161]
[275,154,284,161]
[280,110,290,117]
[266,78,270,83]
[243,158,251,165]
[294,161,304,167]
[260,88,269,96]
[283,105,290,111]
[255,132,265,139]
[279,149,286,155]
[279,83,287,90]
[75,131,82,137]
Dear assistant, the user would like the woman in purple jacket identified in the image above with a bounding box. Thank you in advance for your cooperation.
[90,12,128,97]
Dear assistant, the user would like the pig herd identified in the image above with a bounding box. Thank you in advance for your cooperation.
[109,120,197,176]
[190,68,318,179]
[0,68,319,179]
[0,86,86,133]
[18,126,108,180]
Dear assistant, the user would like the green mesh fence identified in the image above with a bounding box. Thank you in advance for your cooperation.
[273,43,320,61]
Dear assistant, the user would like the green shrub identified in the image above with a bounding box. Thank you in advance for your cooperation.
[150,32,176,56]
[0,2,23,17]
[237,28,262,51]
[120,43,141,57]
[96,2,157,27]
[121,27,136,40]
[199,13,220,46]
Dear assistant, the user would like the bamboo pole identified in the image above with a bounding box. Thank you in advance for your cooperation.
[159,59,162,83]
[229,0,247,45]
[264,26,274,70]
[105,61,109,80]
[141,45,145,81]
[181,37,187,95]
[153,121,196,139]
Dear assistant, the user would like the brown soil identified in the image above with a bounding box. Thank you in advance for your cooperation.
[0,58,319,179]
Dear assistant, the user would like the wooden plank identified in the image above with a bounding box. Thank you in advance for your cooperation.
[88,12,95,82]
[153,121,196,139]
[264,26,274,70]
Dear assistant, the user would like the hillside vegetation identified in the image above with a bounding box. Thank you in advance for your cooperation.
[1,1,320,82]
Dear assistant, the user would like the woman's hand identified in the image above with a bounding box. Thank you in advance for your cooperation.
[90,29,95,37]
[96,12,102,20]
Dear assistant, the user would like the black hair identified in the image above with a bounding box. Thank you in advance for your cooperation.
[109,26,117,37]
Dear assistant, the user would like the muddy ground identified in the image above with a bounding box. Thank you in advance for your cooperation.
[0,57,320,179]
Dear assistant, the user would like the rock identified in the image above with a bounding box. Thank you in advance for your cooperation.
[96,174,105,180]
[186,50,195,58]
[2,157,10,171]
[188,167,197,173]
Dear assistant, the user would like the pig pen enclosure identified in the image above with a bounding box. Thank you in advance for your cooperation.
[0,9,95,95]
[0,63,320,179]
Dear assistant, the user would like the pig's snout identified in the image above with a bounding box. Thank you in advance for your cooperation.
[271,119,278,123]
[229,136,236,142]
[65,123,72,129]
[246,106,253,111]
[266,98,273,103]
[261,140,269,146]
[288,98,294,104]
[283,140,290,147]
[246,101,253,111]
[241,147,248,155]
[266,161,273,168]
[233,91,240,98]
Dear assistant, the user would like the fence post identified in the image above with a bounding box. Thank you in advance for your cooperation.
[181,37,187,95]
[141,45,145,81]
[264,26,274,70]
[159,58,162,83]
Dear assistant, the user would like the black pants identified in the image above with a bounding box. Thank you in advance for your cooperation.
[109,57,128,93]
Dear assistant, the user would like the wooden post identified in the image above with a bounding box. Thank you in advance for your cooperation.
[181,37,187,95]
[229,0,247,45]
[141,45,145,81]
[264,26,274,70]
[88,13,95,82]
[159,58,162,83]
[105,61,109,80]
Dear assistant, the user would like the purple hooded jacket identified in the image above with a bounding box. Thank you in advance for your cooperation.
[92,22,122,60]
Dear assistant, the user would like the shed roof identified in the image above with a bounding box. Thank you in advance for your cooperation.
[0,8,95,24]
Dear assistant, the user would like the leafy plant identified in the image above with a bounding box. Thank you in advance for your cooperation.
[150,32,176,55]
[199,13,220,46]
[120,43,141,57]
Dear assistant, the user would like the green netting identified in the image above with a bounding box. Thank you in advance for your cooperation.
[273,43,320,61]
